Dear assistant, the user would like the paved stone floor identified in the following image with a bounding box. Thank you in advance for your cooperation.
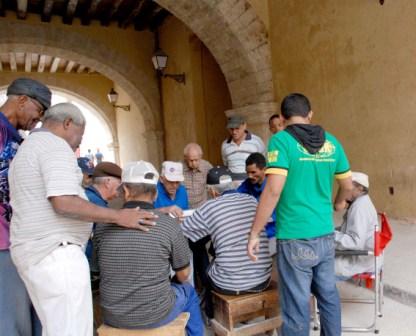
[206,217,416,335]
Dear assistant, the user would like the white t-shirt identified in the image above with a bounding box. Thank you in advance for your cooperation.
[9,130,92,271]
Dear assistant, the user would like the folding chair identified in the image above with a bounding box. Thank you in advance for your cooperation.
[312,212,393,334]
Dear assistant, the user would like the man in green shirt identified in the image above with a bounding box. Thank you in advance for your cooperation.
[247,93,353,336]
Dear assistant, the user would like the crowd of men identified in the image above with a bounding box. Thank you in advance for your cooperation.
[0,78,379,336]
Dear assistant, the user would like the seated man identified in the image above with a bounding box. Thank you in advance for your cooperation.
[155,161,189,211]
[94,161,203,335]
[181,166,272,319]
[335,171,378,278]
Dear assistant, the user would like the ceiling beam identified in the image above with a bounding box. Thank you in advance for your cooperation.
[42,0,54,22]
[25,52,32,72]
[17,0,27,19]
[0,0,5,17]
[37,54,46,72]
[64,0,79,24]
[76,64,85,73]
[50,57,61,73]
[119,0,145,29]
[83,0,101,25]
[64,60,75,73]
[101,0,123,26]
[9,53,17,71]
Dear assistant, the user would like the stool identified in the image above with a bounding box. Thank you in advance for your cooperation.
[211,281,281,336]
[97,312,190,336]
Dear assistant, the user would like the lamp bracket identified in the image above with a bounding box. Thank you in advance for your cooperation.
[163,73,186,84]
[113,104,130,111]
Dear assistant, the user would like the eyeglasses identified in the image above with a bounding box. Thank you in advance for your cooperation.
[27,96,44,118]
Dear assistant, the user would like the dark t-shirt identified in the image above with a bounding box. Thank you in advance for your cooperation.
[94,201,190,328]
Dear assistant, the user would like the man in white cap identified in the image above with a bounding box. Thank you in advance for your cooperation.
[0,77,51,336]
[154,161,189,210]
[94,161,203,335]
[334,171,378,278]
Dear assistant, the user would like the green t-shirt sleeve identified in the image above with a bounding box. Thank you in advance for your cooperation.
[335,141,351,177]
[266,133,289,175]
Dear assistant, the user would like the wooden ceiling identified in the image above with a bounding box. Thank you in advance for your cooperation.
[0,0,170,31]
[0,52,96,74]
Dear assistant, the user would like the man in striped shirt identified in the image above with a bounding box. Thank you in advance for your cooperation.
[221,115,266,180]
[181,166,272,319]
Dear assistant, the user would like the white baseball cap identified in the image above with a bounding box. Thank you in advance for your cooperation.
[122,161,159,185]
[161,161,184,182]
[352,171,369,189]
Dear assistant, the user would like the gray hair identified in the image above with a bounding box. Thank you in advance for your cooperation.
[209,182,234,195]
[183,143,203,156]
[43,103,86,126]
[123,182,157,198]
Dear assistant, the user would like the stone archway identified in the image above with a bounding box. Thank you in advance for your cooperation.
[155,0,278,138]
[0,19,164,164]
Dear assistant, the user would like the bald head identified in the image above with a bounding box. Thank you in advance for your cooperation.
[184,143,203,170]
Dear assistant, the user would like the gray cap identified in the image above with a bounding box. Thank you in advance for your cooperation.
[7,78,52,110]
[226,115,245,128]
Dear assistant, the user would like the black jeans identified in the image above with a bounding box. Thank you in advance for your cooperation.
[188,236,211,290]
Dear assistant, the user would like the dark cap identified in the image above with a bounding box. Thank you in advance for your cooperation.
[226,115,245,129]
[7,78,52,110]
[207,166,233,185]
[92,162,122,179]
[77,157,94,176]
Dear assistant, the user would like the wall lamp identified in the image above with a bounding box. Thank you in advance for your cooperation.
[152,48,186,84]
[107,88,130,111]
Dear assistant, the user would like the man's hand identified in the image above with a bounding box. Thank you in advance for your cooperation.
[115,208,158,231]
[247,235,260,262]
[334,200,348,211]
[158,205,183,218]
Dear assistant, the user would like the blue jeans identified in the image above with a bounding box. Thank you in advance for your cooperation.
[140,283,204,336]
[277,234,341,336]
[0,250,42,336]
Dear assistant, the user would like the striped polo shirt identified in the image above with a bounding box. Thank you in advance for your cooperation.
[9,129,92,271]
[221,131,266,174]
[94,202,191,328]
[181,192,271,291]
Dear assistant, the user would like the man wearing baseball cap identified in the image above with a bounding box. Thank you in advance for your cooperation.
[94,161,203,335]
[334,171,379,278]
[154,161,189,211]
[0,77,51,336]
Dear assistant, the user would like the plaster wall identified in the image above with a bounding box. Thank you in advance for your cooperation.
[269,0,416,219]
[159,16,231,165]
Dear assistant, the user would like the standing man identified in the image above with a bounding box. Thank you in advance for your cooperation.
[247,93,353,336]
[9,103,157,335]
[95,148,104,164]
[182,143,213,289]
[269,114,284,134]
[221,115,265,180]
[0,77,51,336]
[86,148,94,164]
[182,143,212,209]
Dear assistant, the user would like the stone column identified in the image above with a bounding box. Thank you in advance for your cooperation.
[143,129,165,169]
[225,102,278,143]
